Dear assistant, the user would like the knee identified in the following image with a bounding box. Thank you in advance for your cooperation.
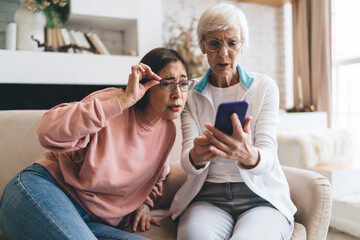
[230,232,259,240]
[0,177,19,236]
[177,220,231,240]
[177,225,217,240]
[0,175,19,209]
[0,172,35,224]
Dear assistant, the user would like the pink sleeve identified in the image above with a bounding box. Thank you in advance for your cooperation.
[37,94,122,152]
[144,159,171,209]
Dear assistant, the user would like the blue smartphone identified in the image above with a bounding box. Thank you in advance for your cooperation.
[214,101,249,135]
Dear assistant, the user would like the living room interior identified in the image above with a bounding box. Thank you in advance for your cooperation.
[0,0,359,239]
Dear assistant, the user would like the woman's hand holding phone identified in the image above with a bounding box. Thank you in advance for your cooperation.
[204,114,260,169]
[190,101,259,169]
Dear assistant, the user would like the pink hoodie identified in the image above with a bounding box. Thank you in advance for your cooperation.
[36,87,176,226]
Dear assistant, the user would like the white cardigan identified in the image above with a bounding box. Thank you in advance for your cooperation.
[169,65,297,222]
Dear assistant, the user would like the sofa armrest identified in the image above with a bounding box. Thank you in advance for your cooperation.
[0,110,47,195]
[154,162,188,209]
[283,166,332,240]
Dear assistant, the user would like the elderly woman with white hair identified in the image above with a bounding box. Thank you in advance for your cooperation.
[169,3,296,240]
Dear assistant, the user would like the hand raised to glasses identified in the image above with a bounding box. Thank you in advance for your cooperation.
[118,63,161,110]
[190,114,260,169]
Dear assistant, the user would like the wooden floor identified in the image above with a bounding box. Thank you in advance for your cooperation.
[328,227,360,240]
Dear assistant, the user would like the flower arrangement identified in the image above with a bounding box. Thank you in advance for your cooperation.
[164,16,208,79]
[23,0,70,28]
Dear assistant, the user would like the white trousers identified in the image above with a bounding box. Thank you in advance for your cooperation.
[177,201,294,240]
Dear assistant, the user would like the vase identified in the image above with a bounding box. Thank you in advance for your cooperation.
[14,5,46,51]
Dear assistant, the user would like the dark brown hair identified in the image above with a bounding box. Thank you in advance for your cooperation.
[134,48,188,109]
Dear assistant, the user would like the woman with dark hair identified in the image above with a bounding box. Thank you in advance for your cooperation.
[0,48,193,240]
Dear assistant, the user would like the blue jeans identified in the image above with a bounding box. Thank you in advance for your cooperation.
[0,164,148,240]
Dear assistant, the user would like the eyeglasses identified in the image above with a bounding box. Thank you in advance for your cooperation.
[202,39,243,52]
[159,78,195,92]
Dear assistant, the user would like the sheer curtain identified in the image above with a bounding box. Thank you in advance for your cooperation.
[292,0,332,125]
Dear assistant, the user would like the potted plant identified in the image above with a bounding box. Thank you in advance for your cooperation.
[24,0,70,28]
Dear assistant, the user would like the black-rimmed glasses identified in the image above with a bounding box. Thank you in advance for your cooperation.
[159,79,195,92]
[202,39,243,52]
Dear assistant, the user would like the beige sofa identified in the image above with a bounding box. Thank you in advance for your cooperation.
[0,110,332,240]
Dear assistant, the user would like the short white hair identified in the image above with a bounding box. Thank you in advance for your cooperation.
[197,3,249,48]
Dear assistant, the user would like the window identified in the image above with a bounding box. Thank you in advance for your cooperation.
[331,0,360,132]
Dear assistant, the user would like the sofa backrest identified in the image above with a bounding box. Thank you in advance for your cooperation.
[0,110,47,194]
[169,118,182,164]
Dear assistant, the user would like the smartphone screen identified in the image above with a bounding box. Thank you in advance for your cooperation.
[214,101,249,135]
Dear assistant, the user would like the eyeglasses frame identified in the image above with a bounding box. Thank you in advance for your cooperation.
[159,79,195,92]
[202,39,244,52]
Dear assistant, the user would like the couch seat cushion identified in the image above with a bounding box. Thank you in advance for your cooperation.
[123,209,177,240]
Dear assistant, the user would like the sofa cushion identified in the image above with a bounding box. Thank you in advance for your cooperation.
[155,162,188,209]
[277,129,353,168]
[123,209,177,240]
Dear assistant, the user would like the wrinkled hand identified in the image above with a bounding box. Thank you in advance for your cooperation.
[123,204,160,232]
[119,63,161,110]
[201,114,260,168]
[190,136,217,168]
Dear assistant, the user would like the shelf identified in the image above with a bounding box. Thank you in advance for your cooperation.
[67,0,163,57]
[0,0,163,86]
[0,50,140,85]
